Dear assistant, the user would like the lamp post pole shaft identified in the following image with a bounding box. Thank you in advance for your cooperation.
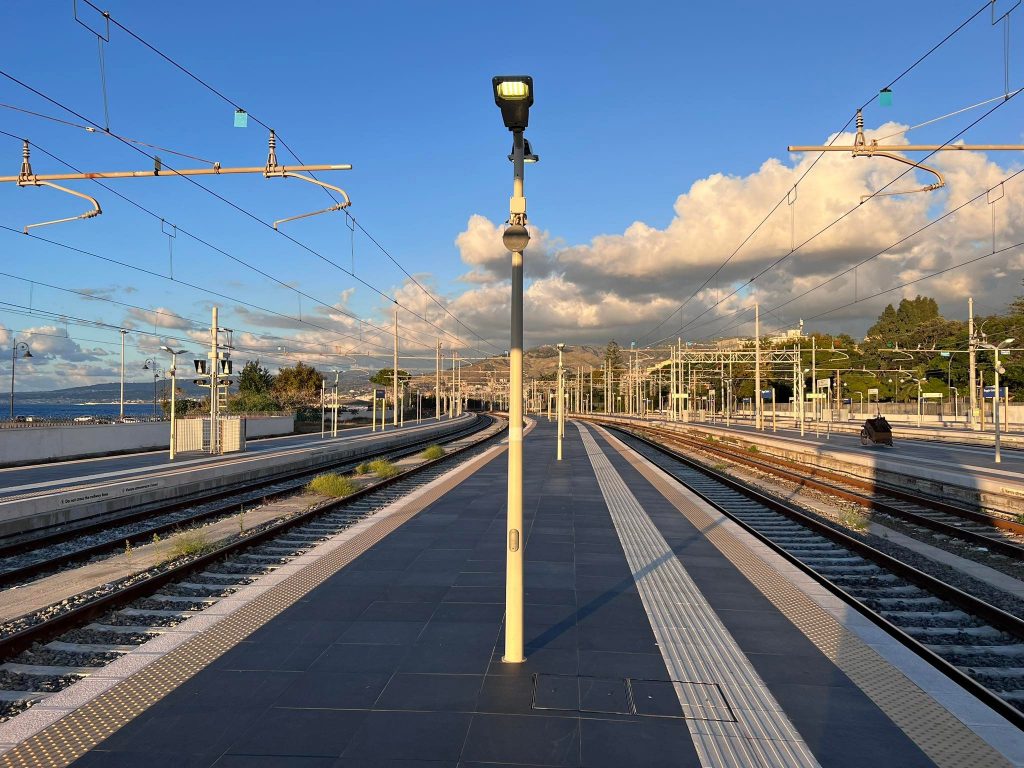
[755,303,762,430]
[995,349,1002,463]
[969,298,978,429]
[120,330,126,421]
[169,352,178,461]
[393,309,399,427]
[504,128,526,664]
[9,342,15,420]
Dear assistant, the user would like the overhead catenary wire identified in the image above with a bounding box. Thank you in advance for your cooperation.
[667,82,1021,344]
[640,0,995,346]
[0,131,448,356]
[0,69,489,360]
[70,0,499,355]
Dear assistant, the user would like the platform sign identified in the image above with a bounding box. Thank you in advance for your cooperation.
[842,397,852,405]
[805,393,826,400]
[921,392,943,399]
[760,390,772,400]
[816,378,831,389]
[940,351,951,358]
[867,388,879,397]
[983,386,1008,399]
[374,389,386,399]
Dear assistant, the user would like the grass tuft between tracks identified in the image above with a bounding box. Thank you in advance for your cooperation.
[167,529,213,561]
[307,473,359,498]
[420,445,446,460]
[367,459,400,479]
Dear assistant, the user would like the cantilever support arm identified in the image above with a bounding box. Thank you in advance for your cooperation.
[18,178,102,233]
[264,168,352,230]
[855,150,945,200]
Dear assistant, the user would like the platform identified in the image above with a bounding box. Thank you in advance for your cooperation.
[0,419,1019,767]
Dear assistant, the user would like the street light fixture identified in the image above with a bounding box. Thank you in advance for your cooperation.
[142,359,163,417]
[160,346,188,460]
[9,340,32,419]
[494,73,536,666]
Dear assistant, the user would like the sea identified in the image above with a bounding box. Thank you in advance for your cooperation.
[8,403,164,421]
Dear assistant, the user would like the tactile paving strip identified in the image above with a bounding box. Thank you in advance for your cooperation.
[577,424,819,768]
[595,424,1013,768]
[0,442,503,768]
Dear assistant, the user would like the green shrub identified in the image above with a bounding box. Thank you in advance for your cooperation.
[354,462,371,475]
[368,459,400,479]
[307,473,358,497]
[420,445,446,460]
[168,529,212,560]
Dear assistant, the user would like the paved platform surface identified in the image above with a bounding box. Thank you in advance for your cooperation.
[1,420,1017,767]
[0,419,448,501]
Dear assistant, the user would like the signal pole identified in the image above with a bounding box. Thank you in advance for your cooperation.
[393,308,399,427]
[969,297,978,430]
[210,307,220,455]
[755,303,763,430]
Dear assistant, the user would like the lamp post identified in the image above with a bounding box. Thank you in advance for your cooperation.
[9,340,32,419]
[160,346,187,460]
[978,338,1015,463]
[556,343,565,461]
[119,329,128,421]
[494,74,536,665]
[142,359,162,417]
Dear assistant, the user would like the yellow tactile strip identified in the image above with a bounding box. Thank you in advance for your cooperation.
[0,441,505,768]
[594,424,1013,768]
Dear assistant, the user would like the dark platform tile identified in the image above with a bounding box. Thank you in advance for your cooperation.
[74,751,218,768]
[442,585,504,603]
[454,570,505,587]
[577,650,671,680]
[311,643,410,674]
[400,641,495,675]
[429,601,506,623]
[341,711,472,762]
[374,672,483,711]
[359,600,439,622]
[524,587,576,606]
[417,619,500,649]
[334,759,456,768]
[275,671,391,709]
[216,755,337,767]
[461,713,580,767]
[213,640,327,672]
[580,717,701,768]
[576,625,658,654]
[282,597,375,622]
[475,672,537,715]
[227,708,367,758]
[159,669,298,711]
[339,620,427,645]
[486,648,580,678]
[383,585,449,603]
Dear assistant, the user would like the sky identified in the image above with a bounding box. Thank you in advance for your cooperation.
[2,0,1024,390]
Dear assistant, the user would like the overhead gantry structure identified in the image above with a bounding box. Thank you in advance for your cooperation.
[0,130,351,233]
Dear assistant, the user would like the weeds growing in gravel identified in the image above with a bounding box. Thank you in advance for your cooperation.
[124,539,133,562]
[747,444,760,454]
[368,459,400,479]
[354,462,371,475]
[838,509,869,531]
[167,530,213,561]
[420,445,446,460]
[307,473,358,497]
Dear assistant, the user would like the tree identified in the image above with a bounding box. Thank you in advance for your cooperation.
[272,362,323,406]
[239,360,274,395]
[370,368,410,387]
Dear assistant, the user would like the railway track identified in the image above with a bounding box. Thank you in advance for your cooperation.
[0,416,484,588]
[614,420,1024,559]
[606,425,1024,728]
[0,414,505,721]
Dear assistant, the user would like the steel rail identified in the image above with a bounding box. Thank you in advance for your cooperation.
[608,425,1024,729]
[0,416,505,661]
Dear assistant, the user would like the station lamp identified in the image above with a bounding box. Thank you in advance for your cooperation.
[492,76,534,131]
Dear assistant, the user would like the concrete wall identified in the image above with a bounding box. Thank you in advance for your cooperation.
[0,415,296,467]
[0,414,477,537]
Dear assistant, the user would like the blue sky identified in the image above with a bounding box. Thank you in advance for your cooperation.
[3,1,1024,389]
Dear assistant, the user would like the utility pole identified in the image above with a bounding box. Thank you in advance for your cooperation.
[436,339,441,421]
[755,303,762,430]
[209,307,219,455]
[969,297,978,430]
[119,329,127,421]
[393,308,399,427]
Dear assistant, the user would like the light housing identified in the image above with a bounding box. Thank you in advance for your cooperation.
[508,138,539,163]
[493,75,534,131]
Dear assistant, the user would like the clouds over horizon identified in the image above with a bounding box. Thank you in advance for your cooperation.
[447,120,1024,345]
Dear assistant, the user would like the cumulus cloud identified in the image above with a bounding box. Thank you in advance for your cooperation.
[124,306,195,331]
[447,119,1024,345]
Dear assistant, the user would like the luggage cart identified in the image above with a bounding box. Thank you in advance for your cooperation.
[860,415,893,447]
